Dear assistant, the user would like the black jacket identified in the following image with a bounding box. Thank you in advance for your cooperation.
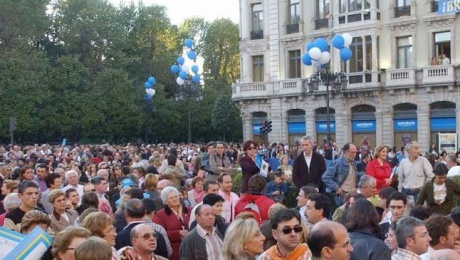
[349,229,391,260]
[292,151,326,191]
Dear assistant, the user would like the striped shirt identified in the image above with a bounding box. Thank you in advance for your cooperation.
[392,248,422,260]
[196,224,223,260]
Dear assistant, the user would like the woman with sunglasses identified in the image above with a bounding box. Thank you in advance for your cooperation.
[239,140,261,194]
[344,199,391,260]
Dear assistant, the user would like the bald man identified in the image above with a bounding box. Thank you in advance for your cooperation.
[131,224,168,260]
[307,221,353,260]
[429,249,459,260]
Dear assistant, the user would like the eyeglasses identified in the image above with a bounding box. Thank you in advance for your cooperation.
[136,232,157,240]
[281,226,303,234]
[247,146,257,150]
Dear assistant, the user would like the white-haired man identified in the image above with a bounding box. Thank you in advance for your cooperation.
[61,170,84,199]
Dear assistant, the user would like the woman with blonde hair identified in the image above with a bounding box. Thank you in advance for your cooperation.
[143,173,159,199]
[48,189,79,232]
[222,214,266,260]
[278,154,293,181]
[52,226,91,260]
[20,210,51,234]
[80,212,119,260]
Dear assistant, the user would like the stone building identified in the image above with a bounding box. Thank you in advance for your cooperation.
[232,0,460,153]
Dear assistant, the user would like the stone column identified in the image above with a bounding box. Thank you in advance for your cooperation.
[375,109,383,145]
[417,104,430,153]
[306,109,316,140]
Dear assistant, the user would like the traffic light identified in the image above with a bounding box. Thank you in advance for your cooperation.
[267,121,272,133]
[260,120,266,134]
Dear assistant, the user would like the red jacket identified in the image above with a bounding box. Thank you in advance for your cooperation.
[153,206,191,260]
[365,159,392,192]
[234,193,275,222]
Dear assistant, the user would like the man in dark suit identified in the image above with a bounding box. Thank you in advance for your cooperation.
[292,136,326,192]
[115,198,168,258]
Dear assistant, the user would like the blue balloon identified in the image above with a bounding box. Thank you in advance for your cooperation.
[184,39,193,48]
[340,47,352,61]
[192,75,200,83]
[179,71,187,80]
[314,38,329,52]
[145,94,152,101]
[171,65,179,74]
[332,35,345,49]
[301,53,312,66]
[191,65,199,74]
[187,51,196,60]
[177,57,185,65]
[306,42,316,51]
[148,76,156,85]
[145,82,152,89]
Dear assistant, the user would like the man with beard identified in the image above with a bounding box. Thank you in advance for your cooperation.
[258,209,310,259]
[131,224,168,260]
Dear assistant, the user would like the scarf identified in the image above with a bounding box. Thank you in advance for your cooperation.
[193,189,205,203]
[266,243,309,260]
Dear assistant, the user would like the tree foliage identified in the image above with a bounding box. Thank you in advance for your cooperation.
[0,0,242,144]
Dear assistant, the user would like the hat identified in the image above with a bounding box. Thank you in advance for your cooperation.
[98,162,108,169]
[433,163,448,175]
[203,193,225,207]
[121,178,134,188]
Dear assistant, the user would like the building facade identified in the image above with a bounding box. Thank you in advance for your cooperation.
[232,0,460,153]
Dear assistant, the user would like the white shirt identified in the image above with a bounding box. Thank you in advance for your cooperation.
[218,190,239,223]
[447,166,460,178]
[304,152,312,169]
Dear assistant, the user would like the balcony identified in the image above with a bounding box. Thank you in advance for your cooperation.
[315,18,328,30]
[386,68,416,87]
[286,23,299,34]
[422,65,455,86]
[250,30,264,40]
[338,10,377,25]
[394,6,411,18]
[232,79,305,100]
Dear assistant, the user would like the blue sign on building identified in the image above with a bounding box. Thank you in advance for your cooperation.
[438,0,460,15]
[394,119,418,132]
[352,120,376,133]
[316,122,336,133]
[288,122,306,134]
[253,124,261,135]
[430,117,456,131]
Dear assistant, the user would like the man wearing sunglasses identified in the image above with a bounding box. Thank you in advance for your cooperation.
[131,224,168,260]
[259,209,311,259]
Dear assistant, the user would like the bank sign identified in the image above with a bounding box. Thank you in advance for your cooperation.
[438,0,460,14]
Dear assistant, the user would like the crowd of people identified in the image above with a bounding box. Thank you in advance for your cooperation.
[1,139,460,259]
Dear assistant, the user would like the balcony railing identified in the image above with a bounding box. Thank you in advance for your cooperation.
[315,18,328,29]
[286,23,299,34]
[338,10,377,24]
[250,30,264,40]
[422,65,455,85]
[394,6,411,18]
[386,68,416,87]
[431,1,438,13]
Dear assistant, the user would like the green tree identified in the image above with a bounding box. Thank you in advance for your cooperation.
[211,95,242,141]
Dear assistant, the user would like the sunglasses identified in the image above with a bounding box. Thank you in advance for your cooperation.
[247,146,257,150]
[137,232,157,240]
[281,226,303,234]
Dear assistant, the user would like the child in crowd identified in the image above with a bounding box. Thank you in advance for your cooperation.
[264,170,288,203]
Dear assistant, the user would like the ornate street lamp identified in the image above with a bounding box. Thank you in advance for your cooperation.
[171,39,203,143]
[302,34,352,151]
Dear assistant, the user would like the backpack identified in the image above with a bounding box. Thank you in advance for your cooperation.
[243,201,262,224]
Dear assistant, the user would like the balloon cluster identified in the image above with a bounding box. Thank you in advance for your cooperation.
[302,33,353,67]
[144,76,156,101]
[170,39,201,85]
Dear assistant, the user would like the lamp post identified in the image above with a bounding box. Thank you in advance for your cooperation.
[171,39,203,143]
[302,34,352,153]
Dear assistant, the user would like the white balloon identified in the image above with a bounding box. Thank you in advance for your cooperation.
[146,88,156,96]
[342,33,352,47]
[181,64,190,73]
[312,60,322,67]
[319,51,331,64]
[309,47,322,60]
[176,77,185,85]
